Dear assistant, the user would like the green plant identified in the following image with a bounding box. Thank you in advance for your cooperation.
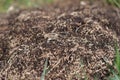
[109,43,120,80]
[106,0,120,8]
[40,58,48,80]
[0,0,13,12]
[109,72,120,80]
[115,43,120,74]
[0,0,54,13]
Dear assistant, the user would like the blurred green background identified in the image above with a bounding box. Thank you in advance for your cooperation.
[0,0,120,13]
[0,0,53,13]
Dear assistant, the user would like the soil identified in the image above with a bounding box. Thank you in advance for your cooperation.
[0,0,120,80]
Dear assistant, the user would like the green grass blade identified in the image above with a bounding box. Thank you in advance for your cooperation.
[115,43,120,74]
[106,0,120,8]
[111,72,120,80]
[40,58,48,80]
[113,0,120,7]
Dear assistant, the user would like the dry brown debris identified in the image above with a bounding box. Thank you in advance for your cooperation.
[0,0,120,80]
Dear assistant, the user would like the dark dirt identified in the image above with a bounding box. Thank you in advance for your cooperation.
[0,0,120,80]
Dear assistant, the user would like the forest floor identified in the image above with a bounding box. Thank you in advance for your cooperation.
[0,0,120,80]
